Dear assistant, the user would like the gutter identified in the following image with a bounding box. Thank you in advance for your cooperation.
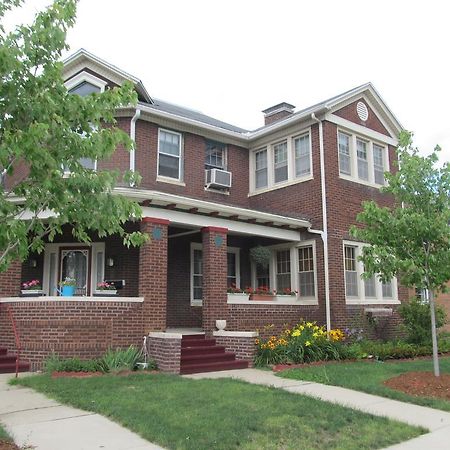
[310,112,331,333]
[129,108,141,186]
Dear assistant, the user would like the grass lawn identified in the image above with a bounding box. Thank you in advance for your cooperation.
[0,423,12,441]
[279,356,450,411]
[13,373,424,450]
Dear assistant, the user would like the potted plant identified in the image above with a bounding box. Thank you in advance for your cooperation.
[94,281,117,296]
[226,283,249,301]
[20,279,44,297]
[58,278,76,297]
[276,288,298,298]
[249,286,276,301]
[249,246,271,268]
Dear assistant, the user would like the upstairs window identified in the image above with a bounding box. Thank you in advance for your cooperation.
[294,133,311,176]
[68,81,101,96]
[251,129,312,193]
[205,140,226,170]
[158,129,182,180]
[338,130,388,187]
[255,149,268,189]
[274,141,288,183]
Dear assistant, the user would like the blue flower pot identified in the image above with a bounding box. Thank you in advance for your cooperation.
[61,285,75,296]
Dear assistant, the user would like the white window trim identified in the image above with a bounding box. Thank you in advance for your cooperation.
[190,243,241,306]
[337,128,390,188]
[249,242,318,305]
[249,127,313,195]
[64,71,107,93]
[157,128,183,183]
[42,242,105,296]
[343,240,399,305]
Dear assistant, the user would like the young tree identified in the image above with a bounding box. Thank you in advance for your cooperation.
[352,131,450,376]
[0,0,146,271]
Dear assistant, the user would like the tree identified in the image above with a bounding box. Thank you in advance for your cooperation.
[352,130,450,376]
[0,0,146,272]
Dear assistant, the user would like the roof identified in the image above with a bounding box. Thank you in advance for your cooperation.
[62,50,403,140]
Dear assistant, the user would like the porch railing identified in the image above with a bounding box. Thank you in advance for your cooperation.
[6,305,21,378]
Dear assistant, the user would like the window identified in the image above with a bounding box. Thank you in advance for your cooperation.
[205,140,226,170]
[255,149,268,188]
[356,139,369,181]
[190,244,240,304]
[251,129,312,193]
[298,245,315,297]
[344,246,359,297]
[338,132,351,175]
[68,81,101,96]
[158,129,182,180]
[274,141,288,183]
[343,241,398,303]
[338,130,388,186]
[276,249,291,291]
[255,263,270,288]
[294,134,311,176]
[373,144,385,185]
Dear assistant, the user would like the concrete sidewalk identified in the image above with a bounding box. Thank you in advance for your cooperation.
[186,368,450,449]
[0,373,164,450]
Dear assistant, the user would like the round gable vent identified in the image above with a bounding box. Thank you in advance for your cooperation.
[357,101,369,121]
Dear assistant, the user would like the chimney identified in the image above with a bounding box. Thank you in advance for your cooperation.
[262,102,296,126]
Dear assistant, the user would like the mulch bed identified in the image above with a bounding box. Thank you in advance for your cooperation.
[51,371,103,379]
[384,371,450,400]
[0,440,21,450]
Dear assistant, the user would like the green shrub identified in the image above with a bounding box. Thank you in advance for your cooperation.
[44,354,106,373]
[101,346,142,372]
[398,297,446,345]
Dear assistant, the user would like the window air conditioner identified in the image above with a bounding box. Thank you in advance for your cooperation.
[205,168,232,189]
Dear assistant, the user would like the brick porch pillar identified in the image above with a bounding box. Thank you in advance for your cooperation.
[0,259,22,297]
[201,226,228,333]
[138,218,169,333]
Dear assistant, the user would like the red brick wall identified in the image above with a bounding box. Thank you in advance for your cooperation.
[333,98,390,136]
[0,260,22,297]
[202,227,228,333]
[147,334,181,373]
[213,334,257,365]
[134,120,250,207]
[0,299,143,370]
[139,218,169,332]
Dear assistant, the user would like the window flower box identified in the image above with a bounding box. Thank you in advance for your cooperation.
[93,290,118,297]
[247,286,276,301]
[20,289,44,297]
[227,293,250,301]
[249,294,275,301]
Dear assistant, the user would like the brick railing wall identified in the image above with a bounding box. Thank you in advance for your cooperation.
[0,298,144,370]
[147,332,181,373]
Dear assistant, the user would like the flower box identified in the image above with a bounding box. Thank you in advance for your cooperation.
[227,293,250,302]
[93,290,118,297]
[20,289,44,297]
[249,294,275,301]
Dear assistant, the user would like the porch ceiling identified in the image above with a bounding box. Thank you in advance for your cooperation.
[118,189,311,241]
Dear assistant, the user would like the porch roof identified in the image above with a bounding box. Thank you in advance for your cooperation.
[116,188,312,241]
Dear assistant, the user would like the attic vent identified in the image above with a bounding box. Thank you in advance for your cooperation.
[357,101,369,121]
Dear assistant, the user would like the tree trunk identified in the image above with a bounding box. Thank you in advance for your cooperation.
[429,289,440,377]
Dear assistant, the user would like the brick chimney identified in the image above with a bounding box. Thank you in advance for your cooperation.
[262,102,296,126]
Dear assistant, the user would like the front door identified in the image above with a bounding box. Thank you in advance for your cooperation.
[59,247,91,296]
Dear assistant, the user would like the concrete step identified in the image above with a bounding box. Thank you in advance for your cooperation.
[181,352,236,365]
[180,359,248,375]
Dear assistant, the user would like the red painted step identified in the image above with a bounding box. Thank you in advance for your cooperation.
[180,334,248,374]
[0,354,18,364]
[0,361,31,374]
[180,359,248,375]
[0,348,7,355]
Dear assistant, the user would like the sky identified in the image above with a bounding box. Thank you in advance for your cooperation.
[4,0,450,161]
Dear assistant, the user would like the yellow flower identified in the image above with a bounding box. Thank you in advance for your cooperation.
[305,341,311,346]
[292,330,301,337]
[255,339,260,345]
[306,322,313,328]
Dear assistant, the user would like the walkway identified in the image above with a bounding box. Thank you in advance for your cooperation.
[0,373,164,450]
[186,368,450,449]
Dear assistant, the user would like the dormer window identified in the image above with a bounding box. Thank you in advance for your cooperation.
[68,81,101,96]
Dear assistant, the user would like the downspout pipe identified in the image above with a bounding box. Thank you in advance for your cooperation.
[310,113,331,333]
[129,108,141,185]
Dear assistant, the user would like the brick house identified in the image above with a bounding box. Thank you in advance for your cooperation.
[0,49,405,372]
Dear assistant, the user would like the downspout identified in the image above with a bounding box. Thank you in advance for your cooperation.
[129,108,141,186]
[310,113,331,332]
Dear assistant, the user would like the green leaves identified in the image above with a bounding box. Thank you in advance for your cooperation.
[0,0,146,269]
[352,130,450,292]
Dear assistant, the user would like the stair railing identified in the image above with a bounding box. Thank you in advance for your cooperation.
[6,306,21,378]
